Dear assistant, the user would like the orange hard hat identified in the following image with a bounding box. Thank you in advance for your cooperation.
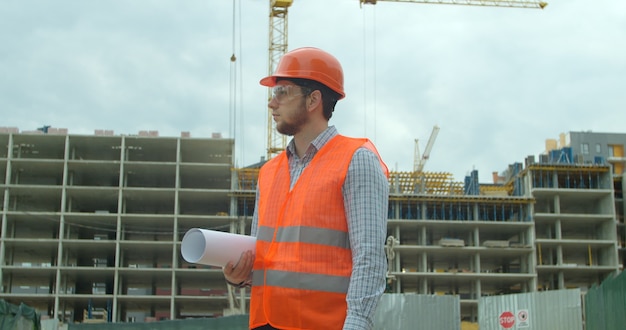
[260,47,345,99]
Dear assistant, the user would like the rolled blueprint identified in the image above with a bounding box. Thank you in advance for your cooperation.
[181,228,256,267]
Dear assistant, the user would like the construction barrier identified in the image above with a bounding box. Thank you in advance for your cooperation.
[479,289,583,330]
[67,315,248,330]
[584,270,626,330]
[373,293,461,330]
[65,294,461,329]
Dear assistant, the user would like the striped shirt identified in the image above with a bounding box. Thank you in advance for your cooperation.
[252,126,389,330]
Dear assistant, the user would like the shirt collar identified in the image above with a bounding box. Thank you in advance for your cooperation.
[286,126,338,159]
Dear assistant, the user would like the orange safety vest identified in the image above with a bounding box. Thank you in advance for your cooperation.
[250,135,386,330]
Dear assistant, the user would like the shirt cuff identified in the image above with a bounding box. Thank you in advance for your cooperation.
[343,314,373,330]
[225,279,251,288]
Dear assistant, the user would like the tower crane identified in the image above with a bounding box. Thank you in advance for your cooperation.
[414,125,440,172]
[265,0,546,160]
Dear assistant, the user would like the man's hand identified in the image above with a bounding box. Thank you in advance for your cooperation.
[223,250,254,286]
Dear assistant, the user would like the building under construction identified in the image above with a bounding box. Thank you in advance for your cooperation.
[0,127,623,323]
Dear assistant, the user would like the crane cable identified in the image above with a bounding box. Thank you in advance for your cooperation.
[229,0,236,147]
[362,6,378,144]
[237,0,244,166]
[372,7,377,144]
[229,0,245,166]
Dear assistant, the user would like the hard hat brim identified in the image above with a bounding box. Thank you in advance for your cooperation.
[259,75,277,87]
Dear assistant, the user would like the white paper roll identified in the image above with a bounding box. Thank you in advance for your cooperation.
[181,228,256,267]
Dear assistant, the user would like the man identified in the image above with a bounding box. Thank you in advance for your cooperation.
[223,47,389,330]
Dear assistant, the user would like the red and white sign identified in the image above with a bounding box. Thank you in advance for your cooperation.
[499,311,515,329]
[517,309,530,328]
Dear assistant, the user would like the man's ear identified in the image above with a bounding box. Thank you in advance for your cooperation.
[307,90,322,111]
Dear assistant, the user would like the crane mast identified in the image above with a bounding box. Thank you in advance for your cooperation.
[264,0,546,160]
[266,0,293,160]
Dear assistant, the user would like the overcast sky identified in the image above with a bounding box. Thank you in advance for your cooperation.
[1,0,625,182]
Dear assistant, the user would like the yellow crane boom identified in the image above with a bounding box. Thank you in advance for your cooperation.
[360,0,547,9]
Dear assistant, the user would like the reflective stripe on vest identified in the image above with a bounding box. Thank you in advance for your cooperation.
[256,225,350,250]
[252,269,350,294]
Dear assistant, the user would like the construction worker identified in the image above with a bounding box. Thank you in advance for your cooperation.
[223,47,389,330]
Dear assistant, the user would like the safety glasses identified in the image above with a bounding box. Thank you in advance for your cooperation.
[271,85,310,104]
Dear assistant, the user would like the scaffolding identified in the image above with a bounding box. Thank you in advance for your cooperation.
[236,168,468,196]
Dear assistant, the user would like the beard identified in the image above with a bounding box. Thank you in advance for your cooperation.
[276,102,308,136]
